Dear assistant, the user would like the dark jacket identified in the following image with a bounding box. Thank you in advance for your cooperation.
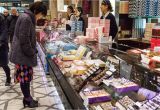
[0,14,9,66]
[4,15,9,29]
[7,15,18,42]
[101,13,118,40]
[10,9,37,67]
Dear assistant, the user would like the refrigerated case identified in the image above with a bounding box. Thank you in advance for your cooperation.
[37,29,160,110]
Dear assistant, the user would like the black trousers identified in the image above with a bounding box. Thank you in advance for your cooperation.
[20,82,31,98]
[2,65,11,83]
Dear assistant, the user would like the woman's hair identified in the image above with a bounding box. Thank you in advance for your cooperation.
[76,7,83,16]
[101,0,113,12]
[67,5,74,13]
[29,1,47,16]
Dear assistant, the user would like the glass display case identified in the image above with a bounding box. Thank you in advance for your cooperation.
[36,28,160,110]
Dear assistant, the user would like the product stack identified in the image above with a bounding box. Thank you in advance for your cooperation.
[75,17,110,43]
[103,78,139,93]
[144,23,156,40]
[129,0,160,18]
[69,21,83,32]
[80,89,111,106]
[119,1,129,14]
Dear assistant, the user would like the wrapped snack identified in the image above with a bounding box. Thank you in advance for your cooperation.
[76,66,87,75]
[73,60,86,66]
[68,50,77,55]
[149,56,160,68]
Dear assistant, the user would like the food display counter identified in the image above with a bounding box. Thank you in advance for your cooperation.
[36,29,160,110]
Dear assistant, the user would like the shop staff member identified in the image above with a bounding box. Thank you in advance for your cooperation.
[75,7,85,32]
[66,5,76,30]
[100,0,118,40]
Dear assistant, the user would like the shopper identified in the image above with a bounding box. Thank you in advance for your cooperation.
[10,1,47,108]
[66,5,76,30]
[3,9,10,29]
[3,9,9,18]
[100,0,118,40]
[8,7,18,43]
[0,12,11,86]
[75,7,85,31]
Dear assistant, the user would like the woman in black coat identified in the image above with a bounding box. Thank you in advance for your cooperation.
[100,0,118,40]
[0,13,11,86]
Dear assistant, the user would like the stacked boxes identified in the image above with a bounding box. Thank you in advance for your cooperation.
[88,17,100,28]
[76,21,83,32]
[70,21,76,32]
[86,17,110,43]
[99,19,110,37]
[86,28,97,40]
[70,21,83,32]
[80,89,111,106]
[103,78,139,93]
[129,0,160,18]
[74,17,110,43]
[128,0,137,18]
[144,23,156,40]
[152,25,160,37]
[119,1,129,14]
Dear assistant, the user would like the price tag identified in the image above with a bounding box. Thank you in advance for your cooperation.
[106,61,110,68]
[109,64,116,72]
[81,75,87,80]
[106,71,113,76]
[85,51,92,60]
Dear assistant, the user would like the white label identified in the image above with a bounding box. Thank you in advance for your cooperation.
[106,71,113,76]
[109,64,116,72]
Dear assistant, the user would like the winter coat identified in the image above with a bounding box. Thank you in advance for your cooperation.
[7,15,18,42]
[0,14,9,66]
[10,9,37,67]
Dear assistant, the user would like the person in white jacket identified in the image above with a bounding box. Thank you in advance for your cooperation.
[66,5,76,30]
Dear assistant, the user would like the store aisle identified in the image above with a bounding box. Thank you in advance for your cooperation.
[0,58,65,110]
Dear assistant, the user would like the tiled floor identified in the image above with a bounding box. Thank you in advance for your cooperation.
[0,58,65,110]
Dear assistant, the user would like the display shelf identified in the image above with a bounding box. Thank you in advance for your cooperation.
[118,38,150,49]
[37,29,160,109]
[47,58,86,109]
[132,16,160,19]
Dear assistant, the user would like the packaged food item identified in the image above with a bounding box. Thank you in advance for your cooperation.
[103,78,139,93]
[68,50,77,55]
[89,102,117,110]
[76,66,87,75]
[139,94,160,110]
[62,45,87,61]
[149,56,160,68]
[73,60,85,66]
[118,96,135,109]
[80,89,111,106]
[138,88,157,100]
